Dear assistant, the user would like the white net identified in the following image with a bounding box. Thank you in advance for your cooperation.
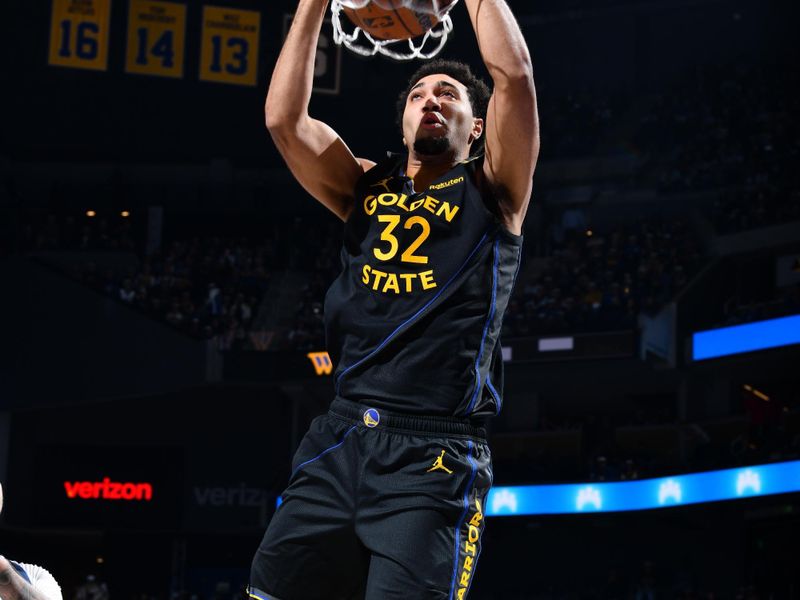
[331,0,458,61]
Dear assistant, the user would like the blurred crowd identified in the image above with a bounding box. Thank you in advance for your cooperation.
[494,382,800,487]
[6,63,798,350]
[75,237,270,345]
[634,66,799,191]
[719,283,800,327]
[503,217,703,336]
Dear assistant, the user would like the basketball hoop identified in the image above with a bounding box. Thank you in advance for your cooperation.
[331,0,458,61]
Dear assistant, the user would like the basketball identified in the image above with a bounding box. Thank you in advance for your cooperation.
[342,0,451,41]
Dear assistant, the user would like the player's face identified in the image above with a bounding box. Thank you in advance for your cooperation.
[402,74,482,158]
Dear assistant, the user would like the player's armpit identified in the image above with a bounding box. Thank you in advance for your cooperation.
[482,77,539,234]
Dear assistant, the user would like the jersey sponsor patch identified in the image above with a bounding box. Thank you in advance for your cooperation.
[429,176,464,190]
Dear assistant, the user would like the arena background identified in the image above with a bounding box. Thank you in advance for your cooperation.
[1,0,799,597]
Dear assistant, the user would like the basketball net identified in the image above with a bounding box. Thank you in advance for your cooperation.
[331,0,456,61]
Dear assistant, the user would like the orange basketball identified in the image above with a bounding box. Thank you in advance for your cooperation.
[342,1,440,41]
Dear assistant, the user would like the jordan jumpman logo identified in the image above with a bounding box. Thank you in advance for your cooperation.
[427,450,454,474]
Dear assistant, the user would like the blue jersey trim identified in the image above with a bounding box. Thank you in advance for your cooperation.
[289,425,357,481]
[487,375,502,415]
[465,238,500,415]
[335,232,491,394]
[449,441,478,600]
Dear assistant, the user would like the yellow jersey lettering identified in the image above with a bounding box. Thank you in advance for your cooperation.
[429,176,464,190]
[364,191,459,226]
[468,525,479,543]
[408,197,426,211]
[456,498,484,598]
[361,265,438,295]
[383,272,400,294]
[423,196,439,215]
[371,269,387,291]
[420,270,437,290]
[377,193,404,207]
[399,273,415,293]
[436,201,460,222]
[463,556,474,572]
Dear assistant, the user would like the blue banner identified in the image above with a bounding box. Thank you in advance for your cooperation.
[692,314,800,361]
[486,460,800,517]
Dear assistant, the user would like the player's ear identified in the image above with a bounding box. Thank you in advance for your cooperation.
[469,118,484,144]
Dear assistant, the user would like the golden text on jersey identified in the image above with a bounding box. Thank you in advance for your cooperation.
[324,157,522,418]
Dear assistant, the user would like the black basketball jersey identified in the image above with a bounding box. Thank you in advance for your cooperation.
[324,154,523,418]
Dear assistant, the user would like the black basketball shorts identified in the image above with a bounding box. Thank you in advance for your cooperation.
[249,397,492,600]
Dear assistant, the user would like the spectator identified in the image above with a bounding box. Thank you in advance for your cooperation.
[0,483,63,600]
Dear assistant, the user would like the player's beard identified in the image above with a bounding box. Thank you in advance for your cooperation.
[413,135,451,156]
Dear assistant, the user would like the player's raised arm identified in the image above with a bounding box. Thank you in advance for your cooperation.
[463,0,539,235]
[265,0,374,221]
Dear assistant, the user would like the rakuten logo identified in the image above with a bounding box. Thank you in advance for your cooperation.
[64,478,153,501]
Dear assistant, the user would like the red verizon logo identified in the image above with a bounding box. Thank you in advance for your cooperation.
[64,478,153,501]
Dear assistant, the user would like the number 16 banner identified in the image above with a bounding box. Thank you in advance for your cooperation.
[125,0,187,78]
[49,0,112,71]
[199,6,260,87]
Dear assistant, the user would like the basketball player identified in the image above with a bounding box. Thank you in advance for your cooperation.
[0,484,63,600]
[250,0,538,597]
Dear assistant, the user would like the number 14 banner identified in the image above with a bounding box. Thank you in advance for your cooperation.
[125,0,187,78]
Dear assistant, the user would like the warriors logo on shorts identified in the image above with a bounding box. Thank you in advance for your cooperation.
[363,408,380,428]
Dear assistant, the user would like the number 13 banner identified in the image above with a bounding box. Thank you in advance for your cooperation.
[125,0,187,78]
[199,6,260,87]
[49,0,112,71]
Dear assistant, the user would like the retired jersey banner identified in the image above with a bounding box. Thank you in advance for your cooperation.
[125,0,187,78]
[49,0,112,71]
[283,14,341,95]
[199,6,260,86]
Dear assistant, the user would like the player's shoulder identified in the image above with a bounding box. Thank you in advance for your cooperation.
[357,153,405,184]
[358,158,377,173]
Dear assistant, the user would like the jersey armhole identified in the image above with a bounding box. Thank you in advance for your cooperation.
[469,161,522,241]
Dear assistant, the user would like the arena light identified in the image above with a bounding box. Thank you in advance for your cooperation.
[743,384,770,402]
[86,210,96,218]
[121,210,131,218]
[538,337,574,352]
[485,460,800,517]
[692,314,800,361]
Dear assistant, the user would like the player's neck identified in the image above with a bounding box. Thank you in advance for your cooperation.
[405,152,462,192]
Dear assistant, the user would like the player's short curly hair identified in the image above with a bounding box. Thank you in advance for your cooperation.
[396,59,491,156]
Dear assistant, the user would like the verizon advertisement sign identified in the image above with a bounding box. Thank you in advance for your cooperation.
[64,478,153,501]
[34,445,182,528]
[186,483,275,530]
